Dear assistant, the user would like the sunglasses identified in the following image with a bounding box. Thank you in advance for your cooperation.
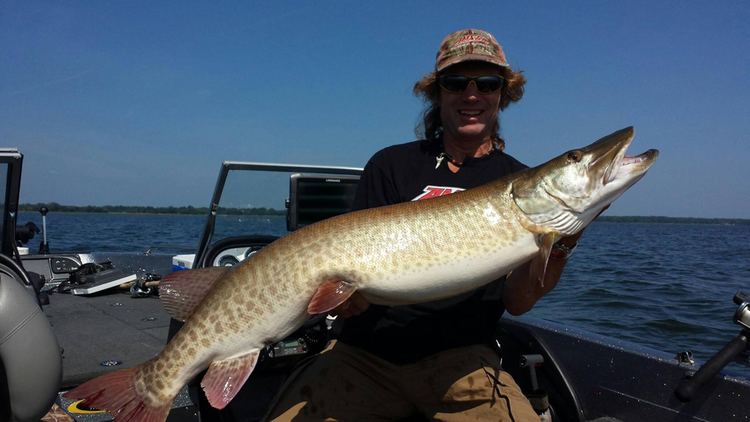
[438,74,505,93]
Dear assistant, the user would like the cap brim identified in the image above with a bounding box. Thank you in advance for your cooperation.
[437,54,509,72]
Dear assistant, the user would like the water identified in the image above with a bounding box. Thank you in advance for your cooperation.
[17,212,750,376]
[535,221,750,376]
[19,212,207,255]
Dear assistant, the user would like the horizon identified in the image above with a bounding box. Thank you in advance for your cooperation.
[2,2,749,219]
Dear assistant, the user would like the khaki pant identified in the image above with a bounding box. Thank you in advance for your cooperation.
[265,341,540,422]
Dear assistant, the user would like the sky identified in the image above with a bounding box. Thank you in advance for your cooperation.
[1,1,748,218]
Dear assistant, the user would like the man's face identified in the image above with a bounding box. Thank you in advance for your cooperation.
[438,62,503,144]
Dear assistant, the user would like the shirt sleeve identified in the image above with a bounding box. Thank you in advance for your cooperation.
[509,154,529,172]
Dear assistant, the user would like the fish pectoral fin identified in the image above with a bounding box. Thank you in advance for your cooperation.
[307,279,357,315]
[530,232,560,287]
[201,350,260,409]
[160,267,230,321]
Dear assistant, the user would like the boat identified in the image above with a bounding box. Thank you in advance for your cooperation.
[1,149,749,421]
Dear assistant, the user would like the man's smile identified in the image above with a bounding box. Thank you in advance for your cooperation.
[458,109,483,117]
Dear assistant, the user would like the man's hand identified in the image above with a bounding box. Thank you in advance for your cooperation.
[331,291,370,318]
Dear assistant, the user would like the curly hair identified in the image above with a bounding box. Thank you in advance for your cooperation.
[412,64,526,149]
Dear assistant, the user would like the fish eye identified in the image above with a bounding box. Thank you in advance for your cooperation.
[567,150,583,163]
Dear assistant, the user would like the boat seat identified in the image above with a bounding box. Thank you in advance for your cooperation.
[0,263,62,422]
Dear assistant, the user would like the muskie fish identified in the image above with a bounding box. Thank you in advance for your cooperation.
[65,127,658,421]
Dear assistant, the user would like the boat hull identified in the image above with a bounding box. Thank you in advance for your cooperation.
[499,317,750,421]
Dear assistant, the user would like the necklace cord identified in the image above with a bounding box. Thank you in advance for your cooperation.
[436,141,501,169]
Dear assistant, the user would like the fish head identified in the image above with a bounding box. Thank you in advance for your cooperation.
[512,126,659,236]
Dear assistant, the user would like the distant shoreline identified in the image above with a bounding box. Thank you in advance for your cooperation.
[18,203,749,224]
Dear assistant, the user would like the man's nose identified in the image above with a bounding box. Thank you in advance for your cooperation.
[462,81,480,99]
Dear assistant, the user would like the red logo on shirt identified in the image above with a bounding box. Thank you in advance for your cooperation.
[412,185,465,201]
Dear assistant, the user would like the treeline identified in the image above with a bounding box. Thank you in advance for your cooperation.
[19,202,284,216]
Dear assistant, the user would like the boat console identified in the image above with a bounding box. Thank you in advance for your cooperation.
[19,252,94,285]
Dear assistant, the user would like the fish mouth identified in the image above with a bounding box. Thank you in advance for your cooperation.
[613,149,659,181]
[589,127,659,185]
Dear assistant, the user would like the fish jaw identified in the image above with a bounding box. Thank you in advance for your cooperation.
[511,126,658,236]
[581,126,659,221]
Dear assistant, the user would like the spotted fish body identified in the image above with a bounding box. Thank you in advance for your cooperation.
[65,127,658,421]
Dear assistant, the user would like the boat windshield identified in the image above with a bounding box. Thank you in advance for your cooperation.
[212,170,292,241]
[0,163,7,243]
[197,162,362,266]
[0,149,23,257]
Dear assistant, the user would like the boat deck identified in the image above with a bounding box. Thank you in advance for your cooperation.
[36,253,175,388]
[44,289,170,388]
[36,254,198,420]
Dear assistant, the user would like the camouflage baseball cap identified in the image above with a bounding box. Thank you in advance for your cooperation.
[435,29,509,71]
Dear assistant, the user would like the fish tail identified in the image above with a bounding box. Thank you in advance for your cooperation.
[63,367,172,422]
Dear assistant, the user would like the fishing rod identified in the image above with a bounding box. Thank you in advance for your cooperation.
[675,290,750,402]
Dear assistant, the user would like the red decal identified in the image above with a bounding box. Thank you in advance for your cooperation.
[412,185,465,201]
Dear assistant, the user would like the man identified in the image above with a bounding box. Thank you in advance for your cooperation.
[266,28,581,422]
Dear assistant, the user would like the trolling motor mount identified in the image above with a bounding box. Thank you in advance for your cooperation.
[675,290,750,402]
[734,291,750,330]
[38,207,50,254]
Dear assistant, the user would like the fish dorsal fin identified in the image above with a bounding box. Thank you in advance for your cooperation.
[529,232,560,288]
[307,279,357,315]
[201,350,260,409]
[160,267,230,321]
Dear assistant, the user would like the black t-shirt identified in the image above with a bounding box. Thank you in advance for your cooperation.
[337,139,528,364]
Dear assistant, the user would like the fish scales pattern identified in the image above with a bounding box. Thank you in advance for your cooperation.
[130,180,527,406]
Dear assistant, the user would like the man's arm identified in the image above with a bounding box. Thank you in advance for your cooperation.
[503,233,582,316]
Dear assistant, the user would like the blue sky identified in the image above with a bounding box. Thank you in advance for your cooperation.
[1,1,748,218]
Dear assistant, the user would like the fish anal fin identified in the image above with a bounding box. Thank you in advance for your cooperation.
[201,350,260,409]
[530,232,560,287]
[160,267,230,321]
[307,279,357,315]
